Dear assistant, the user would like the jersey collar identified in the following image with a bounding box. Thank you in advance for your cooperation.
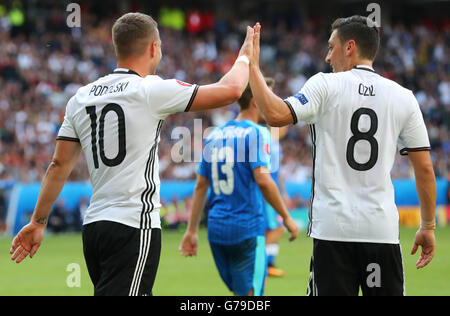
[354,65,376,73]
[112,68,142,77]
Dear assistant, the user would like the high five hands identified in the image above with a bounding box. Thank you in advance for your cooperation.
[237,22,262,67]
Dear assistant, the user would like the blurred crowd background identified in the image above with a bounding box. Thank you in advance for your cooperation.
[0,0,448,188]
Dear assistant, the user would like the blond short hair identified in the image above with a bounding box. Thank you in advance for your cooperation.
[112,12,159,60]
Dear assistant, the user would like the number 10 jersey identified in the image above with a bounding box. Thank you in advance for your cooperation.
[284,65,430,244]
[57,68,198,230]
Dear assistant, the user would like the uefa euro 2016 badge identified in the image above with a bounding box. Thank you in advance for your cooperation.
[294,93,309,105]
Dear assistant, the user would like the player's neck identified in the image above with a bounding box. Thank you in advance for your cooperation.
[236,111,258,124]
[348,58,373,70]
[116,59,154,77]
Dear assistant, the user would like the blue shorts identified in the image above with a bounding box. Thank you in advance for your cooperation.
[209,236,267,296]
[264,203,283,231]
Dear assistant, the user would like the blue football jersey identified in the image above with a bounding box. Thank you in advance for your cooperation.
[198,120,271,245]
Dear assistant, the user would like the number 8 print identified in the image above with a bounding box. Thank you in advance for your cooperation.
[346,107,379,171]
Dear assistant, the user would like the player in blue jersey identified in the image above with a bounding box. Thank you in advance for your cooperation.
[180,81,299,296]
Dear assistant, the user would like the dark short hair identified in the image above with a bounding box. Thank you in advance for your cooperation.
[112,13,159,60]
[238,78,275,111]
[331,15,380,60]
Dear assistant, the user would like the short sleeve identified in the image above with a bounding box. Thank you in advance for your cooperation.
[145,77,199,120]
[249,127,271,170]
[56,97,80,142]
[398,93,431,155]
[284,73,332,124]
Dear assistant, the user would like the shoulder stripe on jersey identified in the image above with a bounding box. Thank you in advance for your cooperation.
[399,147,431,156]
[184,85,200,112]
[307,124,316,237]
[140,120,164,229]
[56,136,80,143]
[284,100,298,125]
[129,228,152,296]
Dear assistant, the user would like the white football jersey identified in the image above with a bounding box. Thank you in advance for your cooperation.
[284,65,430,244]
[57,68,198,229]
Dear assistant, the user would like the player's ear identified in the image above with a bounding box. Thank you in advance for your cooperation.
[145,38,156,59]
[149,41,157,58]
[345,40,356,57]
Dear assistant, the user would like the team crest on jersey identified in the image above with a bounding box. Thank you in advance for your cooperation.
[265,143,270,154]
[176,80,193,87]
[294,93,309,105]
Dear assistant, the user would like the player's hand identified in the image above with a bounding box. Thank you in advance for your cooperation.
[411,228,435,269]
[10,222,45,263]
[252,22,261,67]
[283,216,299,242]
[238,26,254,62]
[179,231,198,257]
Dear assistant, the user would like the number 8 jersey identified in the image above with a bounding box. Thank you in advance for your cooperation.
[57,68,199,230]
[284,65,430,244]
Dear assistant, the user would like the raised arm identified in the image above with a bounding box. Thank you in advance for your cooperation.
[10,140,81,263]
[249,23,294,126]
[189,27,254,112]
[408,151,436,269]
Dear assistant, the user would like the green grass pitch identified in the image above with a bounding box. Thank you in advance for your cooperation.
[1,227,449,296]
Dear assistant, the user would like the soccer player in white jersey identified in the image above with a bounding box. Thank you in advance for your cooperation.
[9,13,255,296]
[249,17,437,296]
